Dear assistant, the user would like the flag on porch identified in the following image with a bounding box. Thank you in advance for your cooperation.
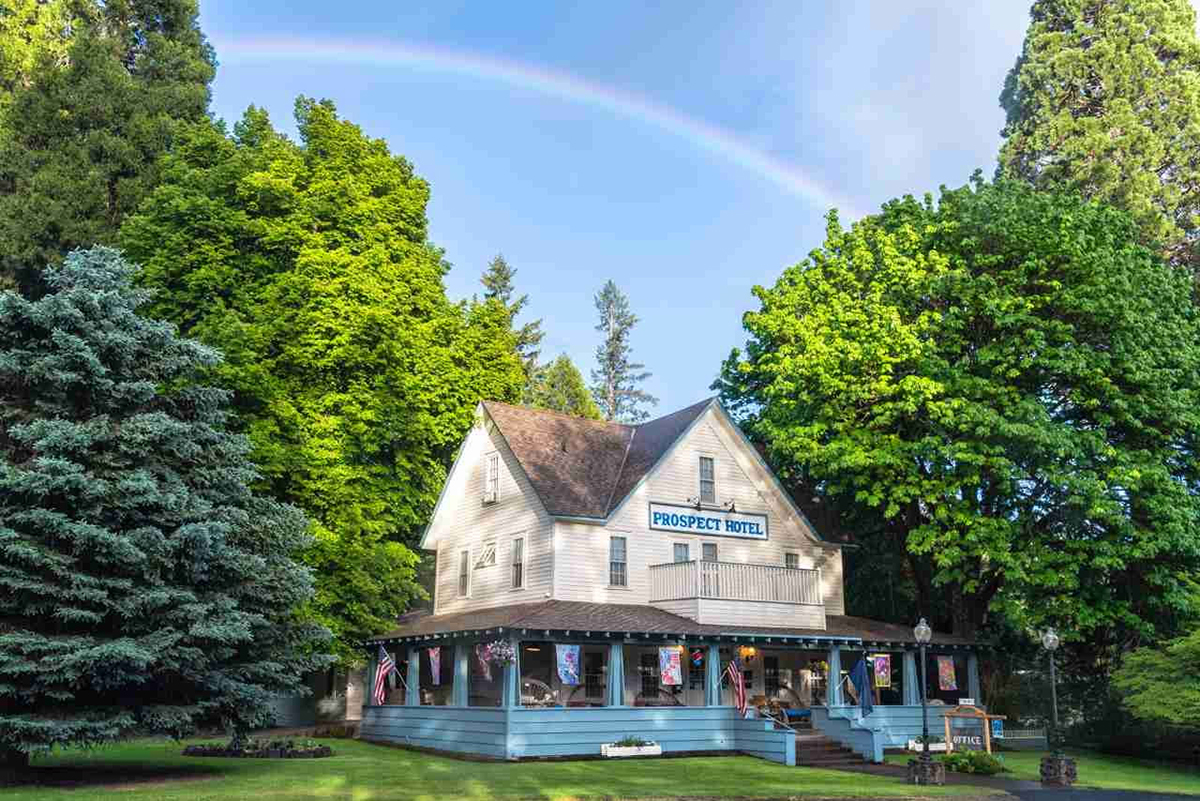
[937,655,957,691]
[725,658,747,716]
[556,644,580,685]
[372,645,400,706]
[429,646,441,685]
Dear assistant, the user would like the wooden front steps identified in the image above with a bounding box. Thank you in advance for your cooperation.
[792,733,865,768]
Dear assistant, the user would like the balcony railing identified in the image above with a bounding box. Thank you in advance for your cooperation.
[648,559,822,606]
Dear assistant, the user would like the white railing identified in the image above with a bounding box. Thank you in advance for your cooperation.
[648,560,822,605]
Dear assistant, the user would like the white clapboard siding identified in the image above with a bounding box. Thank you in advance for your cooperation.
[431,417,552,614]
[553,405,845,615]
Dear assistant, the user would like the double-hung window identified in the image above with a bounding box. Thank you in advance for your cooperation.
[458,548,470,597]
[484,453,500,503]
[673,542,690,563]
[699,456,716,504]
[511,537,525,589]
[609,536,627,587]
[785,552,800,569]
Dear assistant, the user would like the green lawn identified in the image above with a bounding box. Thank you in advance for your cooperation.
[7,738,1003,801]
[883,749,1200,795]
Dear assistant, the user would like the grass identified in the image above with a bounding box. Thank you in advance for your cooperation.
[6,737,1006,801]
[883,749,1200,795]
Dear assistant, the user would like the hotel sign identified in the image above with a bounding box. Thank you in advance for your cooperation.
[648,502,768,540]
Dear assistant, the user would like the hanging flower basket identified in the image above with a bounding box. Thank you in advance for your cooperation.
[480,639,516,667]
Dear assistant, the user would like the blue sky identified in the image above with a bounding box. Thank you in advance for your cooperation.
[200,1,1033,414]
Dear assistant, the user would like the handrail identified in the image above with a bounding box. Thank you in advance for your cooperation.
[649,559,822,605]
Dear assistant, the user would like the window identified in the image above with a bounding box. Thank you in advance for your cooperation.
[609,536,627,587]
[639,652,660,697]
[511,537,524,589]
[520,642,609,707]
[458,549,470,597]
[673,542,690,563]
[475,541,497,568]
[699,456,716,504]
[765,655,781,697]
[785,552,800,569]
[702,542,718,562]
[484,453,500,503]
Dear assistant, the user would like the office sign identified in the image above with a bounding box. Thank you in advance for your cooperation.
[648,502,768,539]
[948,717,986,751]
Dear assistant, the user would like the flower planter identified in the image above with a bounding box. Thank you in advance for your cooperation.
[600,743,662,758]
[906,740,948,753]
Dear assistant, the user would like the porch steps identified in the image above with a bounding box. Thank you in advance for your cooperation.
[791,733,866,768]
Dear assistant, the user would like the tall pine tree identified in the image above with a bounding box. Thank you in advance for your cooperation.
[0,248,328,773]
[590,279,657,422]
[998,0,1200,267]
[480,253,543,391]
[528,354,602,419]
[0,0,214,293]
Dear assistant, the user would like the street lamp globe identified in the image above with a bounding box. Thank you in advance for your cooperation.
[1041,628,1059,652]
[914,618,932,644]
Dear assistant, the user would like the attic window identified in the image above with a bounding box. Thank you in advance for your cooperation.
[476,541,497,569]
[484,452,500,504]
[699,456,716,504]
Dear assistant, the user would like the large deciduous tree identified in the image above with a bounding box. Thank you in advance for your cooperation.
[0,0,214,293]
[528,353,602,419]
[1112,626,1200,725]
[717,178,1200,642]
[120,100,525,663]
[0,248,328,774]
[590,279,657,422]
[998,0,1200,268]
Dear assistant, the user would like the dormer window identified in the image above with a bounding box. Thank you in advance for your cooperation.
[484,452,500,504]
[699,456,716,504]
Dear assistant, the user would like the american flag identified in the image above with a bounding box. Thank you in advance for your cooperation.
[725,658,747,716]
[372,645,401,706]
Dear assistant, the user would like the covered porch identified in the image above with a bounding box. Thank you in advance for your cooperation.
[360,601,980,764]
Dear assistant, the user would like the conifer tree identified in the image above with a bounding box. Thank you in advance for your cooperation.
[590,280,657,422]
[0,0,214,293]
[999,0,1200,267]
[480,253,544,386]
[0,248,328,774]
[528,354,602,419]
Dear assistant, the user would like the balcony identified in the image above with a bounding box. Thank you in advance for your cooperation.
[648,559,826,630]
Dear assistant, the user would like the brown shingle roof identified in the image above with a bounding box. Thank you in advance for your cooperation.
[372,600,975,646]
[481,399,713,518]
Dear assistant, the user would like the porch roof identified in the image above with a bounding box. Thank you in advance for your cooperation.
[367,600,977,649]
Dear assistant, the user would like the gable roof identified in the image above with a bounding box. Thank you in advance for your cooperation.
[481,398,713,519]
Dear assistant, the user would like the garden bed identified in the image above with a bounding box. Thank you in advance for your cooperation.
[182,738,333,759]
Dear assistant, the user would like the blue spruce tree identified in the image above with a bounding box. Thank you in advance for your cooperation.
[0,248,329,773]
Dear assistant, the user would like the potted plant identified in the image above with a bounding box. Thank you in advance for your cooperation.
[601,735,662,758]
[479,639,517,667]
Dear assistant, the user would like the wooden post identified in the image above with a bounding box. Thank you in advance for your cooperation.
[405,647,420,706]
[606,641,625,707]
[706,643,722,706]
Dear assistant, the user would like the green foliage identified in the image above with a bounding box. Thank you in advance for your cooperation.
[590,279,657,422]
[0,0,76,122]
[937,751,1007,775]
[480,253,543,387]
[1112,626,1200,725]
[0,0,214,293]
[121,100,526,663]
[999,0,1200,266]
[718,178,1200,641]
[0,248,329,766]
[527,353,602,419]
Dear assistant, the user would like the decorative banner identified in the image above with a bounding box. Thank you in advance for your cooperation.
[648,502,768,540]
[474,643,492,681]
[659,647,683,686]
[991,719,1004,740]
[556,644,580,685]
[872,654,891,688]
[937,656,957,691]
[428,647,441,685]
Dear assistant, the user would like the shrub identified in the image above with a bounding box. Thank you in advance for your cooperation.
[938,750,1007,775]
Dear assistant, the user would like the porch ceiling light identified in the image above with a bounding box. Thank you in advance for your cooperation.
[1041,628,1059,652]
[913,618,932,644]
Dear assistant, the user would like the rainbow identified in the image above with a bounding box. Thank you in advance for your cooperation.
[215,38,861,217]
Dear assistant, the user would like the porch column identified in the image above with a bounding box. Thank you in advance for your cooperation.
[967,652,981,704]
[826,646,842,707]
[705,643,721,706]
[902,651,920,705]
[405,647,420,706]
[606,642,625,707]
[502,638,520,709]
[453,644,469,706]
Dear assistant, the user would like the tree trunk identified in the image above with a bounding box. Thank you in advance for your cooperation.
[0,747,30,784]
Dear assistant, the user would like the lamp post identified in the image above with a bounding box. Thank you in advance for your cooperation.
[1038,627,1076,786]
[908,618,942,785]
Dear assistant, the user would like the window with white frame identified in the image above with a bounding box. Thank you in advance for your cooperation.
[699,456,716,504]
[673,542,690,563]
[702,542,718,562]
[484,452,500,503]
[785,552,800,569]
[458,548,470,597]
[476,541,497,568]
[609,536,627,587]
[511,537,524,589]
